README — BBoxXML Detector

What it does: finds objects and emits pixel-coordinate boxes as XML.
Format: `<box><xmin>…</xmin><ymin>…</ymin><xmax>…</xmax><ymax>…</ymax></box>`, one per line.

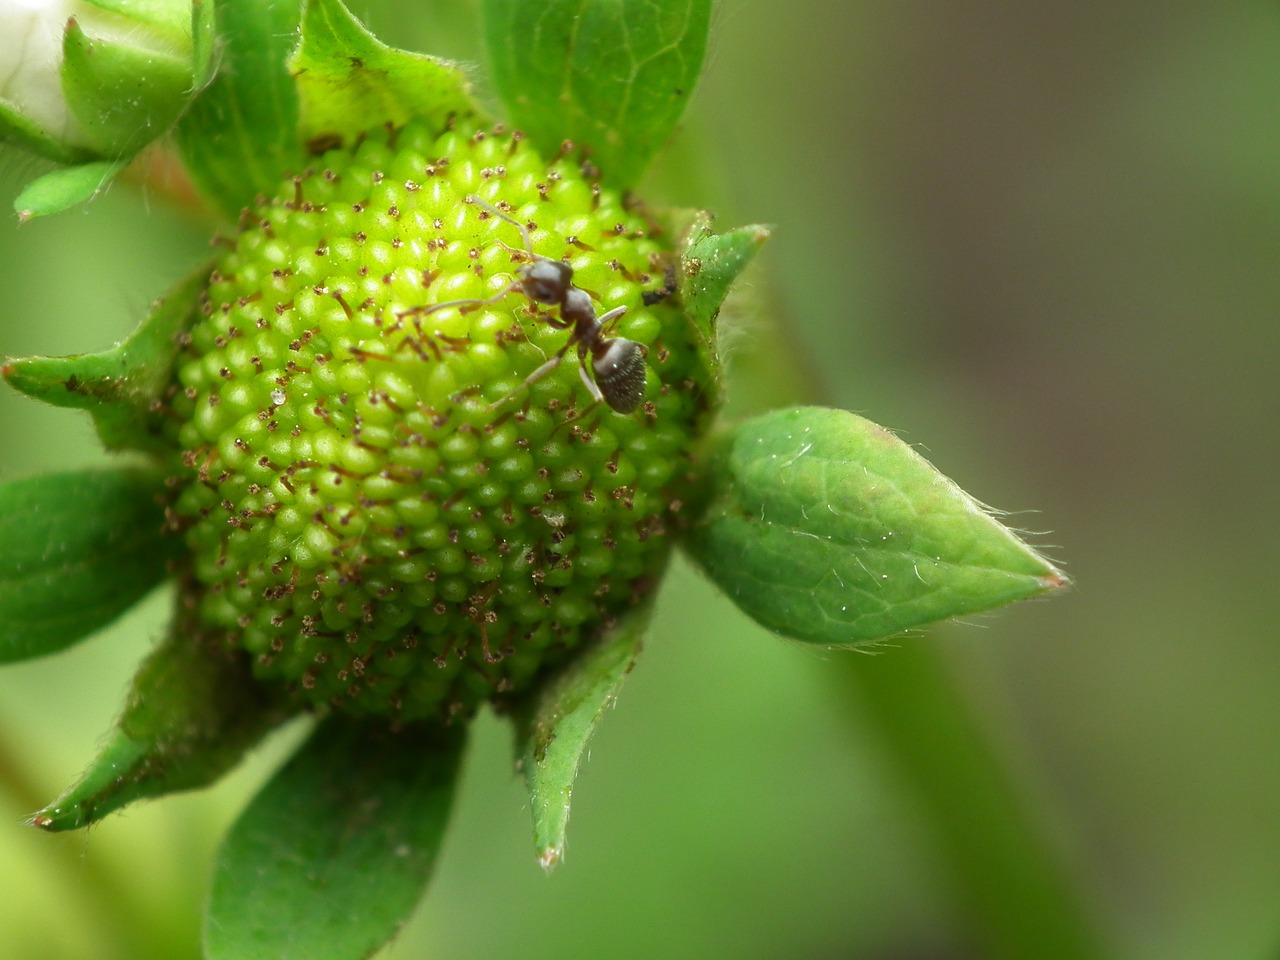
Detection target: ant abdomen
<box><xmin>591</xmin><ymin>339</ymin><xmax>648</xmax><ymax>414</ymax></box>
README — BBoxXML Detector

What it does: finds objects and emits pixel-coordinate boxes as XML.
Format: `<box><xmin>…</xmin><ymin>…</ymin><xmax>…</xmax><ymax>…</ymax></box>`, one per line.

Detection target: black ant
<box><xmin>404</xmin><ymin>195</ymin><xmax>647</xmax><ymax>414</ymax></box>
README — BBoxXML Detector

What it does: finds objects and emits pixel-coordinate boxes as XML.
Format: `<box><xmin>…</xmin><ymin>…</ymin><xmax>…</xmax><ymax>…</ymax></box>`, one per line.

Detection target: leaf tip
<box><xmin>27</xmin><ymin>792</ymin><xmax>92</xmax><ymax>831</ymax></box>
<box><xmin>27</xmin><ymin>806</ymin><xmax>69</xmax><ymax>832</ymax></box>
<box><xmin>537</xmin><ymin>844</ymin><xmax>563</xmax><ymax>872</ymax></box>
<box><xmin>1038</xmin><ymin>567</ymin><xmax>1071</xmax><ymax>592</ymax></box>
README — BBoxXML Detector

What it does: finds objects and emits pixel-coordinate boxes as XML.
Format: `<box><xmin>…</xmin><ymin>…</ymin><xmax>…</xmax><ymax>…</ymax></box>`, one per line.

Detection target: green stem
<box><xmin>829</xmin><ymin>645</ymin><xmax>1115</xmax><ymax>960</ymax></box>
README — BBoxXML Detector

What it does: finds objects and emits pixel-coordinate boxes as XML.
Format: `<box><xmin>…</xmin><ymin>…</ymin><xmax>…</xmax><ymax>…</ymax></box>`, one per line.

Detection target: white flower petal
<box><xmin>0</xmin><ymin>0</ymin><xmax>87</xmax><ymax>143</ymax></box>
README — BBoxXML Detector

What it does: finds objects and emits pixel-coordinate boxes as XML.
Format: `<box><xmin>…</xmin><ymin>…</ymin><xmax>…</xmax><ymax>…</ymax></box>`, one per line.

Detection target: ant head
<box><xmin>521</xmin><ymin>259</ymin><xmax>573</xmax><ymax>305</ymax></box>
<box><xmin>591</xmin><ymin>338</ymin><xmax>647</xmax><ymax>413</ymax></box>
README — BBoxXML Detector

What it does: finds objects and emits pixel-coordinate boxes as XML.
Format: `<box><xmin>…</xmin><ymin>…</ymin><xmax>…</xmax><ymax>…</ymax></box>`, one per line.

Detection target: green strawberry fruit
<box><xmin>170</xmin><ymin>119</ymin><xmax>711</xmax><ymax>722</ymax></box>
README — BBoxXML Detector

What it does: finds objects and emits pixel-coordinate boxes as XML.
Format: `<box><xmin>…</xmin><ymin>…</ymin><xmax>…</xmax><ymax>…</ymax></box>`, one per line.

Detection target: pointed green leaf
<box><xmin>678</xmin><ymin>214</ymin><xmax>770</xmax><ymax>391</ymax></box>
<box><xmin>0</xmin><ymin>468</ymin><xmax>176</xmax><ymax>664</ymax></box>
<box><xmin>483</xmin><ymin>0</ymin><xmax>712</xmax><ymax>188</ymax></box>
<box><xmin>683</xmin><ymin>406</ymin><xmax>1069</xmax><ymax>644</ymax></box>
<box><xmin>513</xmin><ymin>603</ymin><xmax>651</xmax><ymax>870</ymax></box>
<box><xmin>61</xmin><ymin>15</ymin><xmax>194</xmax><ymax>156</ymax></box>
<box><xmin>205</xmin><ymin>717</ymin><xmax>465</xmax><ymax>960</ymax></box>
<box><xmin>13</xmin><ymin>159</ymin><xmax>129</xmax><ymax>221</ymax></box>
<box><xmin>3</xmin><ymin>263</ymin><xmax>209</xmax><ymax>453</ymax></box>
<box><xmin>680</xmin><ymin>216</ymin><xmax>771</xmax><ymax>342</ymax></box>
<box><xmin>290</xmin><ymin>0</ymin><xmax>476</xmax><ymax>149</ymax></box>
<box><xmin>175</xmin><ymin>0</ymin><xmax>305</xmax><ymax>219</ymax></box>
<box><xmin>32</xmin><ymin>607</ymin><xmax>291</xmax><ymax>830</ymax></box>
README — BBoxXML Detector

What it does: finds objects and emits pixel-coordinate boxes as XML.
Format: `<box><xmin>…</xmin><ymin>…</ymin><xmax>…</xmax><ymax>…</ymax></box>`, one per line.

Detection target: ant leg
<box><xmin>546</xmin><ymin>346</ymin><xmax>606</xmax><ymax>435</ymax></box>
<box><xmin>576</xmin><ymin>357</ymin><xmax>606</xmax><ymax>405</ymax></box>
<box><xmin>487</xmin><ymin>341</ymin><xmax>574</xmax><ymax>411</ymax></box>
<box><xmin>397</xmin><ymin>278</ymin><xmax>521</xmax><ymax>321</ymax></box>
<box><xmin>596</xmin><ymin>305</ymin><xmax>628</xmax><ymax>334</ymax></box>
<box><xmin>551</xmin><ymin>394</ymin><xmax>604</xmax><ymax>436</ymax></box>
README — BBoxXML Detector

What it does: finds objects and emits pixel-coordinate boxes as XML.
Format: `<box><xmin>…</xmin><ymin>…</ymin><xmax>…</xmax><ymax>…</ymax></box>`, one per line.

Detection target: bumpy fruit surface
<box><xmin>171</xmin><ymin>120</ymin><xmax>709</xmax><ymax>722</ymax></box>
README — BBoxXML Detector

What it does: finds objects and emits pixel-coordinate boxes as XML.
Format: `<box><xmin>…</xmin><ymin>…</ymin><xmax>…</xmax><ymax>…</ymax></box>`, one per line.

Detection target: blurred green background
<box><xmin>4</xmin><ymin>1</ymin><xmax>1280</xmax><ymax>958</ymax></box>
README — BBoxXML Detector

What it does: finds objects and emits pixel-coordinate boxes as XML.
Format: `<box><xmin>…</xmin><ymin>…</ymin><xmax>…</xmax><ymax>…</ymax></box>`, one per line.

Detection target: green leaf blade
<box><xmin>483</xmin><ymin>0</ymin><xmax>712</xmax><ymax>188</ymax></box>
<box><xmin>205</xmin><ymin>717</ymin><xmax>465</xmax><ymax>960</ymax></box>
<box><xmin>513</xmin><ymin>604</ymin><xmax>650</xmax><ymax>870</ymax></box>
<box><xmin>683</xmin><ymin>406</ymin><xmax>1068</xmax><ymax>645</ymax></box>
<box><xmin>0</xmin><ymin>468</ymin><xmax>177</xmax><ymax>663</ymax></box>
<box><xmin>290</xmin><ymin>0</ymin><xmax>477</xmax><ymax>149</ymax></box>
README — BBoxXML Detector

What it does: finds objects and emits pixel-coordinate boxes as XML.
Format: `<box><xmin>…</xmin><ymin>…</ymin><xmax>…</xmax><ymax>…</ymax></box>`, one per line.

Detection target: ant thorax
<box><xmin>558</xmin><ymin>286</ymin><xmax>596</xmax><ymax>330</ymax></box>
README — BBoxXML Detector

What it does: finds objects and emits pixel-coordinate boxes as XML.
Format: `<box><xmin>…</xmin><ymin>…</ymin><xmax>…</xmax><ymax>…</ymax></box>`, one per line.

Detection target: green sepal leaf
<box><xmin>80</xmin><ymin>0</ymin><xmax>198</xmax><ymax>50</ymax></box>
<box><xmin>2</xmin><ymin>263</ymin><xmax>209</xmax><ymax>452</ymax></box>
<box><xmin>512</xmin><ymin>603</ymin><xmax>651</xmax><ymax>870</ymax></box>
<box><xmin>0</xmin><ymin>468</ymin><xmax>177</xmax><ymax>664</ymax></box>
<box><xmin>0</xmin><ymin>98</ymin><xmax>98</xmax><ymax>165</ymax></box>
<box><xmin>678</xmin><ymin>213</ymin><xmax>770</xmax><ymax>397</ymax></box>
<box><xmin>683</xmin><ymin>406</ymin><xmax>1069</xmax><ymax>644</ymax></box>
<box><xmin>680</xmin><ymin>215</ymin><xmax>771</xmax><ymax>342</ymax></box>
<box><xmin>483</xmin><ymin>0</ymin><xmax>712</xmax><ymax>189</ymax></box>
<box><xmin>61</xmin><ymin>15</ymin><xmax>194</xmax><ymax>156</ymax></box>
<box><xmin>190</xmin><ymin>0</ymin><xmax>219</xmax><ymax>90</ymax></box>
<box><xmin>175</xmin><ymin>0</ymin><xmax>305</xmax><ymax>219</ymax></box>
<box><xmin>290</xmin><ymin>0</ymin><xmax>477</xmax><ymax>150</ymax></box>
<box><xmin>31</xmin><ymin>601</ymin><xmax>292</xmax><ymax>830</ymax></box>
<box><xmin>205</xmin><ymin>717</ymin><xmax>465</xmax><ymax>960</ymax></box>
<box><xmin>12</xmin><ymin>159</ymin><xmax>129</xmax><ymax>221</ymax></box>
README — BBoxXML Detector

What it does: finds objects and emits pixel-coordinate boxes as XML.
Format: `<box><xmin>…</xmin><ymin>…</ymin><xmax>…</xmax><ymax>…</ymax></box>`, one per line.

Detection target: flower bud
<box><xmin>0</xmin><ymin>0</ymin><xmax>197</xmax><ymax>161</ymax></box>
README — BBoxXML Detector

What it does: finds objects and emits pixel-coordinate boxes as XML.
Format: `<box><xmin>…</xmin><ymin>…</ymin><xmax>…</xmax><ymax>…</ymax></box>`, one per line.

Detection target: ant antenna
<box><xmin>467</xmin><ymin>195</ymin><xmax>535</xmax><ymax>257</ymax></box>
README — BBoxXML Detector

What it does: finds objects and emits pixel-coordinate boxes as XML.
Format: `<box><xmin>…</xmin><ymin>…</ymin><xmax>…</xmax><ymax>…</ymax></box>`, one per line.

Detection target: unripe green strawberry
<box><xmin>170</xmin><ymin>119</ymin><xmax>710</xmax><ymax>722</ymax></box>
